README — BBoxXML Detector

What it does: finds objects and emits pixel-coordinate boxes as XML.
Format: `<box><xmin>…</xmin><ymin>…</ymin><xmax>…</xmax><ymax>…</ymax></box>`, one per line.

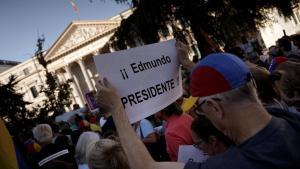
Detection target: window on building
<box><xmin>23</xmin><ymin>68</ymin><xmax>30</xmax><ymax>76</ymax></box>
<box><xmin>30</xmin><ymin>86</ymin><xmax>39</xmax><ymax>98</ymax></box>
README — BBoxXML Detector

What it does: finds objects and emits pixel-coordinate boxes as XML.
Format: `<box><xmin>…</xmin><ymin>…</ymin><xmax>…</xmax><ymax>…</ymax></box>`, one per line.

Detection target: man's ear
<box><xmin>205</xmin><ymin>99</ymin><xmax>224</xmax><ymax>119</ymax></box>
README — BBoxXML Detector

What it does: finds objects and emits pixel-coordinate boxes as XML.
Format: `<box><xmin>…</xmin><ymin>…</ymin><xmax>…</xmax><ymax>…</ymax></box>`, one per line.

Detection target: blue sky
<box><xmin>0</xmin><ymin>0</ymin><xmax>130</xmax><ymax>62</ymax></box>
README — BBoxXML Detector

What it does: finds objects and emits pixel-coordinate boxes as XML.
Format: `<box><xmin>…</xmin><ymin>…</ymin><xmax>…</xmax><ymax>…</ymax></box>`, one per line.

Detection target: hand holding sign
<box><xmin>176</xmin><ymin>41</ymin><xmax>190</xmax><ymax>59</ymax></box>
<box><xmin>96</xmin><ymin>78</ymin><xmax>123</xmax><ymax>113</ymax></box>
<box><xmin>176</xmin><ymin>41</ymin><xmax>195</xmax><ymax>72</ymax></box>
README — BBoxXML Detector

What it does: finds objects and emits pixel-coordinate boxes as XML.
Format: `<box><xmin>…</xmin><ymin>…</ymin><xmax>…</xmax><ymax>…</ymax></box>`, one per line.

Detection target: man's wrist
<box><xmin>110</xmin><ymin>103</ymin><xmax>124</xmax><ymax>115</ymax></box>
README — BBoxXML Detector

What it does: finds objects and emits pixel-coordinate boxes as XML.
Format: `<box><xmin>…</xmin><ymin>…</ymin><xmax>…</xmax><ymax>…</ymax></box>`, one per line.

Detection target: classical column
<box><xmin>77</xmin><ymin>58</ymin><xmax>94</xmax><ymax>92</ymax></box>
<box><xmin>64</xmin><ymin>65</ymin><xmax>84</xmax><ymax>107</ymax></box>
<box><xmin>56</xmin><ymin>73</ymin><xmax>63</xmax><ymax>84</ymax></box>
<box><xmin>92</xmin><ymin>51</ymin><xmax>101</xmax><ymax>92</ymax></box>
<box><xmin>24</xmin><ymin>85</ymin><xmax>33</xmax><ymax>101</ymax></box>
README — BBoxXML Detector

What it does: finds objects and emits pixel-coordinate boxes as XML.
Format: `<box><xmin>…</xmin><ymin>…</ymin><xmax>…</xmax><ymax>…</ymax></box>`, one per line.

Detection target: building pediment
<box><xmin>45</xmin><ymin>20</ymin><xmax>119</xmax><ymax>60</ymax></box>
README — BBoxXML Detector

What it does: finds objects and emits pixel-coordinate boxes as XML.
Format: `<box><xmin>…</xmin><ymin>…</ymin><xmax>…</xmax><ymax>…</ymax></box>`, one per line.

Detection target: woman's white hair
<box><xmin>32</xmin><ymin>124</ymin><xmax>53</xmax><ymax>144</ymax></box>
<box><xmin>87</xmin><ymin>139</ymin><xmax>130</xmax><ymax>169</ymax></box>
<box><xmin>76</xmin><ymin>131</ymin><xmax>100</xmax><ymax>164</ymax></box>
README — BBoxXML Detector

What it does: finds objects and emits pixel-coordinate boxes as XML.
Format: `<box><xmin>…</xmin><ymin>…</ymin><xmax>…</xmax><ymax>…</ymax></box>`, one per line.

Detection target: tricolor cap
<box><xmin>268</xmin><ymin>56</ymin><xmax>288</xmax><ymax>73</ymax></box>
<box><xmin>190</xmin><ymin>53</ymin><xmax>251</xmax><ymax>97</ymax></box>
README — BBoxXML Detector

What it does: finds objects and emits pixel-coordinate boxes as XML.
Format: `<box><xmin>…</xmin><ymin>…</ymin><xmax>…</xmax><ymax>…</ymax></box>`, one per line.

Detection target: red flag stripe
<box><xmin>69</xmin><ymin>0</ymin><xmax>78</xmax><ymax>13</ymax></box>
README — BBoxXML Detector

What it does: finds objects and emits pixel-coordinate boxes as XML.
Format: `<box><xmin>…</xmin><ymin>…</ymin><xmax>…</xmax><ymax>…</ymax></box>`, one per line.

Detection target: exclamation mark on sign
<box><xmin>120</xmin><ymin>69</ymin><xmax>129</xmax><ymax>80</ymax></box>
<box><xmin>176</xmin><ymin>74</ymin><xmax>180</xmax><ymax>86</ymax></box>
<box><xmin>120</xmin><ymin>69</ymin><xmax>126</xmax><ymax>80</ymax></box>
<box><xmin>124</xmin><ymin>69</ymin><xmax>129</xmax><ymax>79</ymax></box>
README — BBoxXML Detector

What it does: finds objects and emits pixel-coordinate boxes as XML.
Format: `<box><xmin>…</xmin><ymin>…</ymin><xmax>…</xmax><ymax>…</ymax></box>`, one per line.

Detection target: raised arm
<box><xmin>96</xmin><ymin>78</ymin><xmax>185</xmax><ymax>169</ymax></box>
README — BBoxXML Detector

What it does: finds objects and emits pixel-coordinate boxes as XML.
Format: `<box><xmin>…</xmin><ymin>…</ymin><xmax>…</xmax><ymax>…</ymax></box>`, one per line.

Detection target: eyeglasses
<box><xmin>193</xmin><ymin>139</ymin><xmax>205</xmax><ymax>149</ymax></box>
<box><xmin>194</xmin><ymin>98</ymin><xmax>221</xmax><ymax>116</ymax></box>
<box><xmin>193</xmin><ymin>99</ymin><xmax>206</xmax><ymax>115</ymax></box>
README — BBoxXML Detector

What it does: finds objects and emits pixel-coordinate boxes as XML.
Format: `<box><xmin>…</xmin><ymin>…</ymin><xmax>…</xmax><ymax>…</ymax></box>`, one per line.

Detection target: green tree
<box><xmin>109</xmin><ymin>0</ymin><xmax>300</xmax><ymax>56</ymax></box>
<box><xmin>35</xmin><ymin>37</ymin><xmax>73</xmax><ymax>119</ymax></box>
<box><xmin>0</xmin><ymin>75</ymin><xmax>31</xmax><ymax>123</ymax></box>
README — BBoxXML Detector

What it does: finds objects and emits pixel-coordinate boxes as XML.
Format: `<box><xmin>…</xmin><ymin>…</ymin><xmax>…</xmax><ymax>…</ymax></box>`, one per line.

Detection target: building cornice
<box><xmin>44</xmin><ymin>21</ymin><xmax>119</xmax><ymax>61</ymax></box>
<box><xmin>48</xmin><ymin>26</ymin><xmax>118</xmax><ymax>63</ymax></box>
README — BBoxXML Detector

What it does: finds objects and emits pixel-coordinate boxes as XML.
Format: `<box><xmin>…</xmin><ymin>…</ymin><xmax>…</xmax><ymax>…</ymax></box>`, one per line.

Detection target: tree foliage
<box><xmin>107</xmin><ymin>1</ymin><xmax>190</xmax><ymax>51</ymax></box>
<box><xmin>110</xmin><ymin>0</ymin><xmax>300</xmax><ymax>55</ymax></box>
<box><xmin>0</xmin><ymin>76</ymin><xmax>31</xmax><ymax>123</ymax></box>
<box><xmin>35</xmin><ymin>37</ymin><xmax>73</xmax><ymax>119</ymax></box>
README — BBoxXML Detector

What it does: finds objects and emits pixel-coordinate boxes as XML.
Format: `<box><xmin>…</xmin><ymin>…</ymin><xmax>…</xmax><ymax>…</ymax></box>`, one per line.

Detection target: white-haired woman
<box><xmin>76</xmin><ymin>131</ymin><xmax>100</xmax><ymax>169</ymax></box>
<box><xmin>87</xmin><ymin>139</ymin><xmax>130</xmax><ymax>169</ymax></box>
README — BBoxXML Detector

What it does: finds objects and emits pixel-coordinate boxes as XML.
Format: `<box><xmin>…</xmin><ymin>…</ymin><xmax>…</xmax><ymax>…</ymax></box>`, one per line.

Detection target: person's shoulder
<box><xmin>40</xmin><ymin>143</ymin><xmax>59</xmax><ymax>152</ymax></box>
<box><xmin>181</xmin><ymin>113</ymin><xmax>194</xmax><ymax>121</ymax></box>
<box><xmin>184</xmin><ymin>148</ymin><xmax>243</xmax><ymax>169</ymax></box>
<box><xmin>43</xmin><ymin>143</ymin><xmax>72</xmax><ymax>154</ymax></box>
<box><xmin>140</xmin><ymin>119</ymin><xmax>154</xmax><ymax>132</ymax></box>
<box><xmin>205</xmin><ymin>148</ymin><xmax>250</xmax><ymax>168</ymax></box>
<box><xmin>36</xmin><ymin>143</ymin><xmax>67</xmax><ymax>162</ymax></box>
<box><xmin>103</xmin><ymin>116</ymin><xmax>114</xmax><ymax>126</ymax></box>
<box><xmin>184</xmin><ymin>161</ymin><xmax>203</xmax><ymax>169</ymax></box>
<box><xmin>267</xmin><ymin>107</ymin><xmax>300</xmax><ymax>126</ymax></box>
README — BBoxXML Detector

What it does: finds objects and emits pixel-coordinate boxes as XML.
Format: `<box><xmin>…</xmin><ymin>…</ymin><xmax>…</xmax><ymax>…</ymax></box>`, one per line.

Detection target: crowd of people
<box><xmin>7</xmin><ymin>33</ymin><xmax>300</xmax><ymax>169</ymax></box>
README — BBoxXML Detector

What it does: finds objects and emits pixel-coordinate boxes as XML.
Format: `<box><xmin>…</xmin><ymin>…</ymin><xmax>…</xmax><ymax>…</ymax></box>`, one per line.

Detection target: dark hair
<box><xmin>231</xmin><ymin>47</ymin><xmax>245</xmax><ymax>60</ymax></box>
<box><xmin>50</xmin><ymin>123</ymin><xmax>60</xmax><ymax>134</ymax></box>
<box><xmin>161</xmin><ymin>102</ymin><xmax>183</xmax><ymax>117</ymax></box>
<box><xmin>55</xmin><ymin>135</ymin><xmax>69</xmax><ymax>148</ymax></box>
<box><xmin>241</xmin><ymin>37</ymin><xmax>247</xmax><ymax>44</ymax></box>
<box><xmin>291</xmin><ymin>34</ymin><xmax>300</xmax><ymax>42</ymax></box>
<box><xmin>75</xmin><ymin>114</ymin><xmax>83</xmax><ymax>125</ymax></box>
<box><xmin>73</xmin><ymin>104</ymin><xmax>80</xmax><ymax>110</ymax></box>
<box><xmin>277</xmin><ymin>38</ymin><xmax>292</xmax><ymax>52</ymax></box>
<box><xmin>191</xmin><ymin>116</ymin><xmax>233</xmax><ymax>146</ymax></box>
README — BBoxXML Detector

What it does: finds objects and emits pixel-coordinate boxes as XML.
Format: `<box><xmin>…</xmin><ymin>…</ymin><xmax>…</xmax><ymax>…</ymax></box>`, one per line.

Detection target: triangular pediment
<box><xmin>45</xmin><ymin>20</ymin><xmax>119</xmax><ymax>60</ymax></box>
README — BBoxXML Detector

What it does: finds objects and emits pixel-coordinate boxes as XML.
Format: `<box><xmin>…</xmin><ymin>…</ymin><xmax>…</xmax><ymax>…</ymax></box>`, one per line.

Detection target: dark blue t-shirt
<box><xmin>184</xmin><ymin>116</ymin><xmax>300</xmax><ymax>169</ymax></box>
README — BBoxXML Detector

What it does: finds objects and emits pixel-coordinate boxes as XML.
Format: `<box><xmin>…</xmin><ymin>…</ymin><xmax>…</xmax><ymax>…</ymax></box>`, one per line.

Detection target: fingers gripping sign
<box><xmin>175</xmin><ymin>41</ymin><xmax>195</xmax><ymax>71</ymax></box>
<box><xmin>96</xmin><ymin>78</ymin><xmax>123</xmax><ymax>113</ymax></box>
<box><xmin>176</xmin><ymin>41</ymin><xmax>190</xmax><ymax>62</ymax></box>
<box><xmin>175</xmin><ymin>41</ymin><xmax>190</xmax><ymax>56</ymax></box>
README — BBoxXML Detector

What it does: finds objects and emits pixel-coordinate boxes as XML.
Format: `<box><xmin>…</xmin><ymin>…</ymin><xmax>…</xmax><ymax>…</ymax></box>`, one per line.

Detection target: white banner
<box><xmin>94</xmin><ymin>39</ymin><xmax>182</xmax><ymax>123</ymax></box>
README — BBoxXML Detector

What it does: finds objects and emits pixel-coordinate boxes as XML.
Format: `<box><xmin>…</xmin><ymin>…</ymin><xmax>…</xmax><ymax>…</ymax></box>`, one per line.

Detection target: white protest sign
<box><xmin>94</xmin><ymin>39</ymin><xmax>182</xmax><ymax>123</ymax></box>
<box><xmin>177</xmin><ymin>145</ymin><xmax>209</xmax><ymax>163</ymax></box>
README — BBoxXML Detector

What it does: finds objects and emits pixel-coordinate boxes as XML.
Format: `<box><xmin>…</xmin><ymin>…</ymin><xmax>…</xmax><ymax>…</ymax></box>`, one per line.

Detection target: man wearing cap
<box><xmin>96</xmin><ymin>41</ymin><xmax>300</xmax><ymax>169</ymax></box>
